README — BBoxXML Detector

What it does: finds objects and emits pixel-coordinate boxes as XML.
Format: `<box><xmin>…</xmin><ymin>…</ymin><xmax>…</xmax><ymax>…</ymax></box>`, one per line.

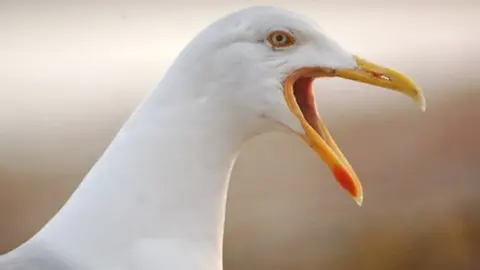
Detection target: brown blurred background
<box><xmin>1</xmin><ymin>0</ymin><xmax>479</xmax><ymax>269</ymax></box>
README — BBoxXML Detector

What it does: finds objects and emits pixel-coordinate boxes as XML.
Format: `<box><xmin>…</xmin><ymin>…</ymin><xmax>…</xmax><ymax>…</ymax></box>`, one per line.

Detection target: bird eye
<box><xmin>266</xmin><ymin>30</ymin><xmax>295</xmax><ymax>48</ymax></box>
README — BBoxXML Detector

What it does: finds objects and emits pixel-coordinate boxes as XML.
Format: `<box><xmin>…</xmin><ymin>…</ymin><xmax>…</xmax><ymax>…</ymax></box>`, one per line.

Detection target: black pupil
<box><xmin>275</xmin><ymin>34</ymin><xmax>286</xmax><ymax>43</ymax></box>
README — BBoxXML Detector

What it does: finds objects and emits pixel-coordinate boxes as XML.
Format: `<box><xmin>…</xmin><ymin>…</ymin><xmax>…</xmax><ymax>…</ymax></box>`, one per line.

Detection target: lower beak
<box><xmin>283</xmin><ymin>55</ymin><xmax>426</xmax><ymax>206</ymax></box>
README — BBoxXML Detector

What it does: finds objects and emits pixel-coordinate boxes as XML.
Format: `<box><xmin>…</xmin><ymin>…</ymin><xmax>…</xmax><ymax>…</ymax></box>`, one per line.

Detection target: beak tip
<box><xmin>354</xmin><ymin>194</ymin><xmax>363</xmax><ymax>206</ymax></box>
<box><xmin>416</xmin><ymin>92</ymin><xmax>427</xmax><ymax>112</ymax></box>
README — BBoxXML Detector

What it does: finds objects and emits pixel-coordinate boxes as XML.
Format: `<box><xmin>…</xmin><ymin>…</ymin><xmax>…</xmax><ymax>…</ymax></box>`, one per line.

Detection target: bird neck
<box><xmin>20</xmin><ymin>88</ymin><xmax>264</xmax><ymax>270</ymax></box>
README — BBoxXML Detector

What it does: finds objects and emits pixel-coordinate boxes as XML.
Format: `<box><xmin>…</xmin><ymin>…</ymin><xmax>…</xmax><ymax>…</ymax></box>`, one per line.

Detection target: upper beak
<box><xmin>283</xmin><ymin>55</ymin><xmax>426</xmax><ymax>206</ymax></box>
<box><xmin>336</xmin><ymin>56</ymin><xmax>426</xmax><ymax>111</ymax></box>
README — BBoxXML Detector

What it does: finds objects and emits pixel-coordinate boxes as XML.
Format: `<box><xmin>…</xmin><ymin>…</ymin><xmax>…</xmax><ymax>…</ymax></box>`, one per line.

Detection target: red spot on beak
<box><xmin>333</xmin><ymin>165</ymin><xmax>358</xmax><ymax>198</ymax></box>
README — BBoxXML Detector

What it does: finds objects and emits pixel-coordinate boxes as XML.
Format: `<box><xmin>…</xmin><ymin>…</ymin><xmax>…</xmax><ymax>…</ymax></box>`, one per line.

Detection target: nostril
<box><xmin>371</xmin><ymin>71</ymin><xmax>391</xmax><ymax>81</ymax></box>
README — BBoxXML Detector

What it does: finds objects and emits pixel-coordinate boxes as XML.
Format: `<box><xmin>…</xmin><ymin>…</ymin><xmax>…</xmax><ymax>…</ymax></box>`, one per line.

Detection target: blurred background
<box><xmin>1</xmin><ymin>0</ymin><xmax>479</xmax><ymax>269</ymax></box>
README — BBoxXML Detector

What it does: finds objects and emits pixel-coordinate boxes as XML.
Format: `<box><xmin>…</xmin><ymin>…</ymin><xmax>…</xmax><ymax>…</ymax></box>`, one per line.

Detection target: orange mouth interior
<box><xmin>283</xmin><ymin>68</ymin><xmax>363</xmax><ymax>205</ymax></box>
<box><xmin>293</xmin><ymin>77</ymin><xmax>322</xmax><ymax>137</ymax></box>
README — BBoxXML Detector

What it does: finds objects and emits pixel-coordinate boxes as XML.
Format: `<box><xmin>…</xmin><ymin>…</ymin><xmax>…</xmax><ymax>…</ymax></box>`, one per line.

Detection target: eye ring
<box><xmin>266</xmin><ymin>30</ymin><xmax>296</xmax><ymax>49</ymax></box>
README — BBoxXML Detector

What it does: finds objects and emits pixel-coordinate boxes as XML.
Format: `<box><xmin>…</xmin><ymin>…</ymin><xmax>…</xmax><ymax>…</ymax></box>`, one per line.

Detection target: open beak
<box><xmin>283</xmin><ymin>55</ymin><xmax>426</xmax><ymax>206</ymax></box>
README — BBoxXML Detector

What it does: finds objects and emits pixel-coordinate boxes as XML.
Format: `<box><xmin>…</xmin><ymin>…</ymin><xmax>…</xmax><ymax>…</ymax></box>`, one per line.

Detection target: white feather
<box><xmin>0</xmin><ymin>5</ymin><xmax>356</xmax><ymax>270</ymax></box>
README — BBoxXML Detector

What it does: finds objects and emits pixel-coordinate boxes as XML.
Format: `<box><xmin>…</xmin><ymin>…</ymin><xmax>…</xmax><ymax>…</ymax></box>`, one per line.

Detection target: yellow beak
<box><xmin>336</xmin><ymin>56</ymin><xmax>426</xmax><ymax>111</ymax></box>
<box><xmin>283</xmin><ymin>55</ymin><xmax>426</xmax><ymax>206</ymax></box>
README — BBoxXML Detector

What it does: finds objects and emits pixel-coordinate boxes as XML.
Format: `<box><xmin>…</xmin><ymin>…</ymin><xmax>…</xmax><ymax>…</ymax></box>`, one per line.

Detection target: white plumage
<box><xmin>0</xmin><ymin>5</ymin><xmax>424</xmax><ymax>270</ymax></box>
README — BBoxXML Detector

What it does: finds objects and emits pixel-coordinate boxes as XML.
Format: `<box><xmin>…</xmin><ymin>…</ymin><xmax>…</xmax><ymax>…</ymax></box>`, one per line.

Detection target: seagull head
<box><xmin>165</xmin><ymin>6</ymin><xmax>426</xmax><ymax>205</ymax></box>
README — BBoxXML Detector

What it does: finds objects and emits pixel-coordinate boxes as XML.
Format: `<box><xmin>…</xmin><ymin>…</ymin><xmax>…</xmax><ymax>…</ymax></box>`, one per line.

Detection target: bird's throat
<box><xmin>22</xmin><ymin>98</ymin><xmax>249</xmax><ymax>270</ymax></box>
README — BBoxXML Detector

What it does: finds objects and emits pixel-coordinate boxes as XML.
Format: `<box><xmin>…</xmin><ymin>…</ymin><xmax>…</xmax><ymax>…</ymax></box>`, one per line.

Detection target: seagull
<box><xmin>0</xmin><ymin>5</ymin><xmax>425</xmax><ymax>270</ymax></box>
